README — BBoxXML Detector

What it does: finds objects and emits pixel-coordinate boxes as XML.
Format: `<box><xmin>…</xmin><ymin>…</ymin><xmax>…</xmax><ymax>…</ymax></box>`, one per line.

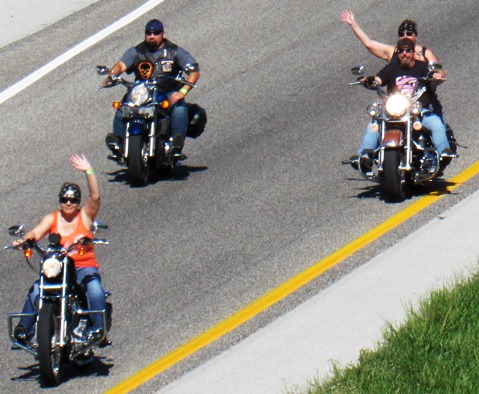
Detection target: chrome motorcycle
<box><xmin>6</xmin><ymin>222</ymin><xmax>111</xmax><ymax>387</ymax></box>
<box><xmin>343</xmin><ymin>64</ymin><xmax>457</xmax><ymax>202</ymax></box>
<box><xmin>96</xmin><ymin>64</ymin><xmax>207</xmax><ymax>186</ymax></box>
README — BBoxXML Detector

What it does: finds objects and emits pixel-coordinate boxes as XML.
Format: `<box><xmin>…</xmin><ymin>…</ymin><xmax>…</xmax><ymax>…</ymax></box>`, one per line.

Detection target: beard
<box><xmin>146</xmin><ymin>40</ymin><xmax>159</xmax><ymax>51</ymax></box>
<box><xmin>399</xmin><ymin>57</ymin><xmax>414</xmax><ymax>68</ymax></box>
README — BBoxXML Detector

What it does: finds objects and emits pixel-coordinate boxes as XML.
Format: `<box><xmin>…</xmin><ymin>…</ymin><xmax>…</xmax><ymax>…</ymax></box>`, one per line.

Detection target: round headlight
<box><xmin>129</xmin><ymin>84</ymin><xmax>150</xmax><ymax>106</ymax></box>
<box><xmin>385</xmin><ymin>94</ymin><xmax>409</xmax><ymax>117</ymax></box>
<box><xmin>43</xmin><ymin>257</ymin><xmax>62</xmax><ymax>278</ymax></box>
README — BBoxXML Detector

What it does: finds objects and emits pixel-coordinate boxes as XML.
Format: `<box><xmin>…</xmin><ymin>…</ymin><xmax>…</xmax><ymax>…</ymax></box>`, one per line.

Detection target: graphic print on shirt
<box><xmin>394</xmin><ymin>75</ymin><xmax>419</xmax><ymax>96</ymax></box>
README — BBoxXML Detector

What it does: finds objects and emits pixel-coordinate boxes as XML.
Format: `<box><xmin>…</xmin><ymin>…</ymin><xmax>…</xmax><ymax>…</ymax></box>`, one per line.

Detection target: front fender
<box><xmin>127</xmin><ymin>118</ymin><xmax>148</xmax><ymax>136</ymax></box>
<box><xmin>382</xmin><ymin>129</ymin><xmax>402</xmax><ymax>148</ymax></box>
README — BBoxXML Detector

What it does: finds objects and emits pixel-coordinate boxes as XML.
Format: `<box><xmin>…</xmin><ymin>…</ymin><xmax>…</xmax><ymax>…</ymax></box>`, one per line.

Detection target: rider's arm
<box><xmin>81</xmin><ymin>168</ymin><xmax>100</xmax><ymax>224</ymax></box>
<box><xmin>69</xmin><ymin>154</ymin><xmax>100</xmax><ymax>225</ymax></box>
<box><xmin>429</xmin><ymin>71</ymin><xmax>446</xmax><ymax>88</ymax></box>
<box><xmin>171</xmin><ymin>69</ymin><xmax>200</xmax><ymax>104</ymax></box>
<box><xmin>103</xmin><ymin>61</ymin><xmax>126</xmax><ymax>86</ymax></box>
<box><xmin>360</xmin><ymin>75</ymin><xmax>383</xmax><ymax>89</ymax></box>
<box><xmin>103</xmin><ymin>47</ymin><xmax>137</xmax><ymax>85</ymax></box>
<box><xmin>180</xmin><ymin>70</ymin><xmax>200</xmax><ymax>95</ymax></box>
<box><xmin>13</xmin><ymin>214</ymin><xmax>54</xmax><ymax>246</ymax></box>
<box><xmin>172</xmin><ymin>47</ymin><xmax>201</xmax><ymax>102</ymax></box>
<box><xmin>341</xmin><ymin>10</ymin><xmax>395</xmax><ymax>61</ymax></box>
<box><xmin>109</xmin><ymin>61</ymin><xmax>127</xmax><ymax>78</ymax></box>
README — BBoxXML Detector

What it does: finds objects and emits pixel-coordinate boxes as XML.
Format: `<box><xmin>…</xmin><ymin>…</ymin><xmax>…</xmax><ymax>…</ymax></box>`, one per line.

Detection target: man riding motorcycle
<box><xmin>104</xmin><ymin>19</ymin><xmax>200</xmax><ymax>159</ymax></box>
<box><xmin>351</xmin><ymin>38</ymin><xmax>456</xmax><ymax>171</ymax></box>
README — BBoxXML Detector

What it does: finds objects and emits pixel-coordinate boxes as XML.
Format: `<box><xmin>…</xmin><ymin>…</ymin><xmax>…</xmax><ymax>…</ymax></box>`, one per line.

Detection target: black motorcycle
<box><xmin>6</xmin><ymin>222</ymin><xmax>111</xmax><ymax>387</ymax></box>
<box><xmin>96</xmin><ymin>64</ymin><xmax>207</xmax><ymax>186</ymax></box>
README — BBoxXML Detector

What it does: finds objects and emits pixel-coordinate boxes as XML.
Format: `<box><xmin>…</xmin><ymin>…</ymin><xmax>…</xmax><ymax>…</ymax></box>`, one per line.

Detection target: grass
<box><xmin>302</xmin><ymin>270</ymin><xmax>479</xmax><ymax>394</ymax></box>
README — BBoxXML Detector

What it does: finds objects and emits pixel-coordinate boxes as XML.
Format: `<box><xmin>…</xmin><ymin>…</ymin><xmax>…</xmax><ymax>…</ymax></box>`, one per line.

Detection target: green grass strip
<box><xmin>305</xmin><ymin>270</ymin><xmax>479</xmax><ymax>394</ymax></box>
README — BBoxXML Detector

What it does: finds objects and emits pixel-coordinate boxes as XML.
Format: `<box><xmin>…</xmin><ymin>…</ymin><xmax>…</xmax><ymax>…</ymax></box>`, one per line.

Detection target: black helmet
<box><xmin>58</xmin><ymin>182</ymin><xmax>81</xmax><ymax>202</ymax></box>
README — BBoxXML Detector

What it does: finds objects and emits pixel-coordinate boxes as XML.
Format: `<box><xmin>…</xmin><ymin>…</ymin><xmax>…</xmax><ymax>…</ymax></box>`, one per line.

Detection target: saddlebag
<box><xmin>186</xmin><ymin>103</ymin><xmax>207</xmax><ymax>139</ymax></box>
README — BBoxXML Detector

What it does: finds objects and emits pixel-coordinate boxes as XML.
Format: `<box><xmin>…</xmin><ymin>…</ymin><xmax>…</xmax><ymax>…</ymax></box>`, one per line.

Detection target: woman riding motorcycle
<box><xmin>13</xmin><ymin>154</ymin><xmax>106</xmax><ymax>343</ymax></box>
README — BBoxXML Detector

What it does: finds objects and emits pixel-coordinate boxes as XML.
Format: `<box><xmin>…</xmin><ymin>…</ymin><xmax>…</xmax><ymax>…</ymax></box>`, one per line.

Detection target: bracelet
<box><xmin>85</xmin><ymin>168</ymin><xmax>95</xmax><ymax>175</ymax></box>
<box><xmin>179</xmin><ymin>87</ymin><xmax>188</xmax><ymax>96</ymax></box>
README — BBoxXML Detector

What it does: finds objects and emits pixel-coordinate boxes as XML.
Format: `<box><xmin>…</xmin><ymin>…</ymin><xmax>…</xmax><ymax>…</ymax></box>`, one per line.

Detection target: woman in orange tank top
<box><xmin>14</xmin><ymin>154</ymin><xmax>106</xmax><ymax>342</ymax></box>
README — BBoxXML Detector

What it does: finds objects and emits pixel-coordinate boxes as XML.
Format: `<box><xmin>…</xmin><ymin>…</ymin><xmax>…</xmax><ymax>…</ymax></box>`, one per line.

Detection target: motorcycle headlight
<box><xmin>385</xmin><ymin>93</ymin><xmax>410</xmax><ymax>118</ymax></box>
<box><xmin>129</xmin><ymin>84</ymin><xmax>150</xmax><ymax>106</ymax></box>
<box><xmin>43</xmin><ymin>257</ymin><xmax>62</xmax><ymax>278</ymax></box>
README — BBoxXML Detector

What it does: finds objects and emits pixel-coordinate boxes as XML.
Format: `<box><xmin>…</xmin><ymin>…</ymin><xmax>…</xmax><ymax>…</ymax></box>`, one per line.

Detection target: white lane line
<box><xmin>0</xmin><ymin>0</ymin><xmax>165</xmax><ymax>105</ymax></box>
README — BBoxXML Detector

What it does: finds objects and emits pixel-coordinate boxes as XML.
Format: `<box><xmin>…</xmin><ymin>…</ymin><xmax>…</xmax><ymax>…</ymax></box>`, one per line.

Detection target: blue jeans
<box><xmin>19</xmin><ymin>267</ymin><xmax>106</xmax><ymax>333</ymax></box>
<box><xmin>170</xmin><ymin>101</ymin><xmax>188</xmax><ymax>141</ymax></box>
<box><xmin>357</xmin><ymin>111</ymin><xmax>450</xmax><ymax>155</ymax></box>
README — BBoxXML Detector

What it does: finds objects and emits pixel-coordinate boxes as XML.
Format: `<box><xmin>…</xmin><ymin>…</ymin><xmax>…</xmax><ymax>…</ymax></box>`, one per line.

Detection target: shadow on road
<box><xmin>10</xmin><ymin>356</ymin><xmax>114</xmax><ymax>387</ymax></box>
<box><xmin>105</xmin><ymin>164</ymin><xmax>208</xmax><ymax>187</ymax></box>
<box><xmin>346</xmin><ymin>177</ymin><xmax>459</xmax><ymax>202</ymax></box>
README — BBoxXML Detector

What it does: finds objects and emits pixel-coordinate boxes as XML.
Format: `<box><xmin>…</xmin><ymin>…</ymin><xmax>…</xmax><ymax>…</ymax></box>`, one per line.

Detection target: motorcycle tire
<box><xmin>383</xmin><ymin>149</ymin><xmax>407</xmax><ymax>202</ymax></box>
<box><xmin>128</xmin><ymin>135</ymin><xmax>150</xmax><ymax>186</ymax></box>
<box><xmin>37</xmin><ymin>301</ymin><xmax>63</xmax><ymax>387</ymax></box>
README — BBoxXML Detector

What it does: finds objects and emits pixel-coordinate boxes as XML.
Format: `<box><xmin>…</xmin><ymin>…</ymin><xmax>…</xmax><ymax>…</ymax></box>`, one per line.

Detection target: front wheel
<box><xmin>37</xmin><ymin>301</ymin><xmax>63</xmax><ymax>387</ymax></box>
<box><xmin>128</xmin><ymin>135</ymin><xmax>150</xmax><ymax>186</ymax></box>
<box><xmin>383</xmin><ymin>149</ymin><xmax>407</xmax><ymax>202</ymax></box>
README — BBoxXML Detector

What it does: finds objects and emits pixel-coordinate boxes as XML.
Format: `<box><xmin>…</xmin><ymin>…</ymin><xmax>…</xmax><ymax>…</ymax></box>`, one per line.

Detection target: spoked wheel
<box><xmin>128</xmin><ymin>135</ymin><xmax>150</xmax><ymax>186</ymax></box>
<box><xmin>37</xmin><ymin>301</ymin><xmax>63</xmax><ymax>387</ymax></box>
<box><xmin>383</xmin><ymin>149</ymin><xmax>407</xmax><ymax>202</ymax></box>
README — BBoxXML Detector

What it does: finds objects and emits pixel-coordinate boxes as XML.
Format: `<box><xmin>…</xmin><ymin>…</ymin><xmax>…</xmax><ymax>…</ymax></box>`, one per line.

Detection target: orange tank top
<box><xmin>50</xmin><ymin>210</ymin><xmax>98</xmax><ymax>269</ymax></box>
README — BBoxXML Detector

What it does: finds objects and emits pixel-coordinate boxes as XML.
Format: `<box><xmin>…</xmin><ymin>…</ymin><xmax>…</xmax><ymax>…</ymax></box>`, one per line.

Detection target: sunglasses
<box><xmin>145</xmin><ymin>30</ymin><xmax>162</xmax><ymax>36</ymax></box>
<box><xmin>398</xmin><ymin>48</ymin><xmax>414</xmax><ymax>54</ymax></box>
<box><xmin>399</xmin><ymin>31</ymin><xmax>415</xmax><ymax>37</ymax></box>
<box><xmin>59</xmin><ymin>197</ymin><xmax>80</xmax><ymax>204</ymax></box>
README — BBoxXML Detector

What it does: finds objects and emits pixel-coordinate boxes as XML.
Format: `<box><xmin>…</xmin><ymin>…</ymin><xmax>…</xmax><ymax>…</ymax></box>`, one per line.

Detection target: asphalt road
<box><xmin>1</xmin><ymin>0</ymin><xmax>479</xmax><ymax>393</ymax></box>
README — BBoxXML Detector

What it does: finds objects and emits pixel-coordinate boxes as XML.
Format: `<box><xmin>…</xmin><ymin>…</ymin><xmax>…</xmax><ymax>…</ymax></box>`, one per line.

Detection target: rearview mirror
<box><xmin>92</xmin><ymin>221</ymin><xmax>108</xmax><ymax>233</ymax></box>
<box><xmin>96</xmin><ymin>65</ymin><xmax>109</xmax><ymax>76</ymax></box>
<box><xmin>428</xmin><ymin>63</ymin><xmax>443</xmax><ymax>72</ymax></box>
<box><xmin>8</xmin><ymin>225</ymin><xmax>25</xmax><ymax>237</ymax></box>
<box><xmin>351</xmin><ymin>64</ymin><xmax>365</xmax><ymax>76</ymax></box>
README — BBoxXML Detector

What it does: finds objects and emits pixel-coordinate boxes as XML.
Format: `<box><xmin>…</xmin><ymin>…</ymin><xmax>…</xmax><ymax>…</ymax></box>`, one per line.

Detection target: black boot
<box><xmin>105</xmin><ymin>133</ymin><xmax>122</xmax><ymax>156</ymax></box>
<box><xmin>172</xmin><ymin>135</ymin><xmax>187</xmax><ymax>160</ymax></box>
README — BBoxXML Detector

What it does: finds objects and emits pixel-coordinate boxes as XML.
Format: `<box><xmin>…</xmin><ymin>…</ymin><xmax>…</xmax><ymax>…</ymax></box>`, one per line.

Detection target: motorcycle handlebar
<box><xmin>4</xmin><ymin>237</ymin><xmax>109</xmax><ymax>255</ymax></box>
<box><xmin>95</xmin><ymin>65</ymin><xmax>197</xmax><ymax>91</ymax></box>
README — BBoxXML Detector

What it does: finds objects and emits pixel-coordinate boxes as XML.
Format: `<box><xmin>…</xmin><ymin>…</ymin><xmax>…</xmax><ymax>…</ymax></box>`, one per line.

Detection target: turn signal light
<box><xmin>112</xmin><ymin>101</ymin><xmax>121</xmax><ymax>110</ymax></box>
<box><xmin>413</xmin><ymin>121</ymin><xmax>422</xmax><ymax>131</ymax></box>
<box><xmin>370</xmin><ymin>123</ymin><xmax>379</xmax><ymax>132</ymax></box>
<box><xmin>24</xmin><ymin>249</ymin><xmax>33</xmax><ymax>258</ymax></box>
<box><xmin>161</xmin><ymin>100</ymin><xmax>170</xmax><ymax>109</ymax></box>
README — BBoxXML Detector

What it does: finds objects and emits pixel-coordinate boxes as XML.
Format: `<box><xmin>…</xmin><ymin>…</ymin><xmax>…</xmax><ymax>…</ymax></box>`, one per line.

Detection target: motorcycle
<box><xmin>342</xmin><ymin>64</ymin><xmax>458</xmax><ymax>202</ymax></box>
<box><xmin>96</xmin><ymin>63</ymin><xmax>207</xmax><ymax>186</ymax></box>
<box><xmin>6</xmin><ymin>222</ymin><xmax>111</xmax><ymax>387</ymax></box>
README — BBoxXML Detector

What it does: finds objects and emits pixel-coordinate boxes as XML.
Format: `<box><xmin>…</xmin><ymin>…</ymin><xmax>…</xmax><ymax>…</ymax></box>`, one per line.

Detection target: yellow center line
<box><xmin>106</xmin><ymin>161</ymin><xmax>479</xmax><ymax>393</ymax></box>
